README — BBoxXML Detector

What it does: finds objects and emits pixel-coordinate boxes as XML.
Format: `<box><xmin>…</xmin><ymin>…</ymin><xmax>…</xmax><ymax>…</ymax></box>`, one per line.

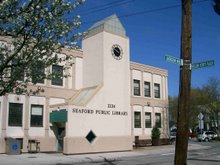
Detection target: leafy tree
<box><xmin>202</xmin><ymin>78</ymin><xmax>220</xmax><ymax>133</ymax></box>
<box><xmin>0</xmin><ymin>0</ymin><xmax>85</xmax><ymax>96</ymax></box>
<box><xmin>213</xmin><ymin>0</ymin><xmax>220</xmax><ymax>16</ymax></box>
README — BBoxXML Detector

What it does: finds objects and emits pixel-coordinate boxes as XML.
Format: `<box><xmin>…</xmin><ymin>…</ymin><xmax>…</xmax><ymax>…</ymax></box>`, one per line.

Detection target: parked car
<box><xmin>197</xmin><ymin>131</ymin><xmax>218</xmax><ymax>142</ymax></box>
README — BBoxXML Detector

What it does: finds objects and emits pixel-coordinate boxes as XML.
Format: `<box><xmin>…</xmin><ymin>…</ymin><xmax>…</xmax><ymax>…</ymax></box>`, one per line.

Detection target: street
<box><xmin>0</xmin><ymin>141</ymin><xmax>220</xmax><ymax>165</ymax></box>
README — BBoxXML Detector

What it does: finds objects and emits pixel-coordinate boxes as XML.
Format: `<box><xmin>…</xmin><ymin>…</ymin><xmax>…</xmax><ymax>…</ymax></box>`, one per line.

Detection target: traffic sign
<box><xmin>165</xmin><ymin>55</ymin><xmax>182</xmax><ymax>65</ymax></box>
<box><xmin>192</xmin><ymin>60</ymin><xmax>214</xmax><ymax>69</ymax></box>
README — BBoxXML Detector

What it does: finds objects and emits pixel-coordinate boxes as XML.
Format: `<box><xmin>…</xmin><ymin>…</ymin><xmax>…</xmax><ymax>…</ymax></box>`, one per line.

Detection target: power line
<box><xmin>81</xmin><ymin>0</ymin><xmax>211</xmax><ymax>25</ymax></box>
<box><xmin>81</xmin><ymin>0</ymin><xmax>136</xmax><ymax>16</ymax></box>
<box><xmin>79</xmin><ymin>0</ymin><xmax>132</xmax><ymax>14</ymax></box>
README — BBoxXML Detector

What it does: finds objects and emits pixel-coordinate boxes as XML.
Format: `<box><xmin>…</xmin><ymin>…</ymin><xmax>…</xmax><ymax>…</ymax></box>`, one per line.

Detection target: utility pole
<box><xmin>174</xmin><ymin>0</ymin><xmax>192</xmax><ymax>165</ymax></box>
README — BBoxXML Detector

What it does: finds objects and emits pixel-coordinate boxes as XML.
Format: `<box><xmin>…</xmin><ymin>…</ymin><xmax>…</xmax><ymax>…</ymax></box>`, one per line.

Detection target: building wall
<box><xmin>130</xmin><ymin>62</ymin><xmax>169</xmax><ymax>142</ymax></box>
<box><xmin>0</xmin><ymin>46</ymin><xmax>83</xmax><ymax>153</ymax></box>
<box><xmin>63</xmin><ymin>30</ymin><xmax>132</xmax><ymax>154</ymax></box>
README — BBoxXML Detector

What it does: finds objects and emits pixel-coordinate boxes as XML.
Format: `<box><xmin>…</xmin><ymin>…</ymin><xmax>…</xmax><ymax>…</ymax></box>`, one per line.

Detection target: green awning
<box><xmin>50</xmin><ymin>110</ymin><xmax>67</xmax><ymax>123</ymax></box>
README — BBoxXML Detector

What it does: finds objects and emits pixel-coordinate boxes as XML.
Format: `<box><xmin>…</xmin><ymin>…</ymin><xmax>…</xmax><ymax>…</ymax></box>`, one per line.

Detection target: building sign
<box><xmin>72</xmin><ymin>108</ymin><xmax>128</xmax><ymax>116</ymax></box>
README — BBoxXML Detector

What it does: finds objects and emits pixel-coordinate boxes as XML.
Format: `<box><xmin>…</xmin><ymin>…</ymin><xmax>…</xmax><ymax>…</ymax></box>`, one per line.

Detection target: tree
<box><xmin>203</xmin><ymin>78</ymin><xmax>220</xmax><ymax>133</ymax></box>
<box><xmin>0</xmin><ymin>0</ymin><xmax>85</xmax><ymax>96</ymax></box>
<box><xmin>213</xmin><ymin>0</ymin><xmax>220</xmax><ymax>16</ymax></box>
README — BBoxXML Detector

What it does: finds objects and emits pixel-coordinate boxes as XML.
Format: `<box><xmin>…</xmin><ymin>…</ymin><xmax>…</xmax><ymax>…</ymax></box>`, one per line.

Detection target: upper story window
<box><xmin>30</xmin><ymin>104</ymin><xmax>43</xmax><ymax>127</ymax></box>
<box><xmin>154</xmin><ymin>83</ymin><xmax>160</xmax><ymax>98</ymax></box>
<box><xmin>32</xmin><ymin>65</ymin><xmax>45</xmax><ymax>84</ymax></box>
<box><xmin>11</xmin><ymin>59</ymin><xmax>24</xmax><ymax>81</ymax></box>
<box><xmin>144</xmin><ymin>81</ymin><xmax>151</xmax><ymax>97</ymax></box>
<box><xmin>52</xmin><ymin>65</ymin><xmax>63</xmax><ymax>86</ymax></box>
<box><xmin>134</xmin><ymin>111</ymin><xmax>141</xmax><ymax>128</ymax></box>
<box><xmin>8</xmin><ymin>103</ymin><xmax>23</xmax><ymax>127</ymax></box>
<box><xmin>155</xmin><ymin>113</ymin><xmax>161</xmax><ymax>128</ymax></box>
<box><xmin>133</xmin><ymin>79</ymin><xmax>140</xmax><ymax>96</ymax></box>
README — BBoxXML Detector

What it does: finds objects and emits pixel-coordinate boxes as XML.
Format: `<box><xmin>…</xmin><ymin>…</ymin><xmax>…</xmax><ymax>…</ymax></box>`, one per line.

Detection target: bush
<box><xmin>213</xmin><ymin>136</ymin><xmax>220</xmax><ymax>141</ymax></box>
<box><xmin>151</xmin><ymin>126</ymin><xmax>161</xmax><ymax>146</ymax></box>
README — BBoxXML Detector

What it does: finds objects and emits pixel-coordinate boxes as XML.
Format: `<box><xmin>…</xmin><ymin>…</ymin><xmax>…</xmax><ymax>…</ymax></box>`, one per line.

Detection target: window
<box><xmin>32</xmin><ymin>66</ymin><xmax>45</xmax><ymax>84</ymax></box>
<box><xmin>144</xmin><ymin>81</ymin><xmax>151</xmax><ymax>97</ymax></box>
<box><xmin>134</xmin><ymin>111</ymin><xmax>141</xmax><ymax>128</ymax></box>
<box><xmin>31</xmin><ymin>104</ymin><xmax>43</xmax><ymax>127</ymax></box>
<box><xmin>133</xmin><ymin>79</ymin><xmax>140</xmax><ymax>96</ymax></box>
<box><xmin>8</xmin><ymin>103</ymin><xmax>23</xmax><ymax>126</ymax></box>
<box><xmin>145</xmin><ymin>112</ymin><xmax>151</xmax><ymax>128</ymax></box>
<box><xmin>52</xmin><ymin>65</ymin><xmax>63</xmax><ymax>86</ymax></box>
<box><xmin>11</xmin><ymin>59</ymin><xmax>24</xmax><ymax>81</ymax></box>
<box><xmin>154</xmin><ymin>83</ymin><xmax>160</xmax><ymax>98</ymax></box>
<box><xmin>155</xmin><ymin>113</ymin><xmax>161</xmax><ymax>128</ymax></box>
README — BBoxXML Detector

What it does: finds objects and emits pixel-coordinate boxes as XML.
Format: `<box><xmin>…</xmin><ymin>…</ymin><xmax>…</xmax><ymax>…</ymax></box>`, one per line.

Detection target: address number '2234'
<box><xmin>108</xmin><ymin>104</ymin><xmax>115</xmax><ymax>108</ymax></box>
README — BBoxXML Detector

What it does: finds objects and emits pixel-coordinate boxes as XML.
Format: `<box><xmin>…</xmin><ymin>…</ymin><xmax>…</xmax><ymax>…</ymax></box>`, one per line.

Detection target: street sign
<box><xmin>192</xmin><ymin>60</ymin><xmax>214</xmax><ymax>69</ymax></box>
<box><xmin>165</xmin><ymin>55</ymin><xmax>182</xmax><ymax>65</ymax></box>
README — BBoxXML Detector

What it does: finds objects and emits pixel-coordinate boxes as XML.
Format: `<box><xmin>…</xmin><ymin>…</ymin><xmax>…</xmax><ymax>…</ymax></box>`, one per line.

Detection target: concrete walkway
<box><xmin>0</xmin><ymin>143</ymin><xmax>210</xmax><ymax>165</ymax></box>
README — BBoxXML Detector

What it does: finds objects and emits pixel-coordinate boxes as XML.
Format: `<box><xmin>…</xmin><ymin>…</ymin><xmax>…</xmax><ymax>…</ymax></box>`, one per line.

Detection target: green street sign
<box><xmin>192</xmin><ymin>60</ymin><xmax>214</xmax><ymax>69</ymax></box>
<box><xmin>165</xmin><ymin>55</ymin><xmax>181</xmax><ymax>65</ymax></box>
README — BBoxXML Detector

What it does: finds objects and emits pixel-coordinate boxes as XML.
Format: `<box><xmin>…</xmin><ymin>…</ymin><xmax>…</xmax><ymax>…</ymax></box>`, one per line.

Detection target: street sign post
<box><xmin>192</xmin><ymin>60</ymin><xmax>214</xmax><ymax>69</ymax></box>
<box><xmin>165</xmin><ymin>55</ymin><xmax>214</xmax><ymax>70</ymax></box>
<box><xmin>165</xmin><ymin>55</ymin><xmax>182</xmax><ymax>65</ymax></box>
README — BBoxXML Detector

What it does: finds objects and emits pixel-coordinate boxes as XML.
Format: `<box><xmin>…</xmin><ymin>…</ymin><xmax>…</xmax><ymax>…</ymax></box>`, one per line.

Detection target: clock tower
<box><xmin>82</xmin><ymin>14</ymin><xmax>130</xmax><ymax>114</ymax></box>
<box><xmin>64</xmin><ymin>14</ymin><xmax>131</xmax><ymax>154</ymax></box>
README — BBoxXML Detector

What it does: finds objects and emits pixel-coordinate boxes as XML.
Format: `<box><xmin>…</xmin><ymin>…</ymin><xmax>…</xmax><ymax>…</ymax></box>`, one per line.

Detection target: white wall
<box><xmin>144</xmin><ymin>106</ymin><xmax>153</xmax><ymax>135</ymax></box>
<box><xmin>82</xmin><ymin>33</ymin><xmax>104</xmax><ymax>88</ymax></box>
<box><xmin>67</xmin><ymin>31</ymin><xmax>131</xmax><ymax>138</ymax></box>
<box><xmin>133</xmin><ymin>105</ymin><xmax>142</xmax><ymax>135</ymax></box>
<box><xmin>49</xmin><ymin>98</ymin><xmax>65</xmax><ymax>106</ymax></box>
<box><xmin>75</xmin><ymin>57</ymin><xmax>83</xmax><ymax>89</ymax></box>
<box><xmin>6</xmin><ymin>94</ymin><xmax>26</xmax><ymax>138</ymax></box>
<box><xmin>29</xmin><ymin>96</ymin><xmax>46</xmax><ymax>137</ymax></box>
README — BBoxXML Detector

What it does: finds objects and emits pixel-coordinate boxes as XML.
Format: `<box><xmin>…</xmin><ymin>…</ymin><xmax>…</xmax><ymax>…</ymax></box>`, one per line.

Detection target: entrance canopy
<box><xmin>49</xmin><ymin>109</ymin><xmax>67</xmax><ymax>123</ymax></box>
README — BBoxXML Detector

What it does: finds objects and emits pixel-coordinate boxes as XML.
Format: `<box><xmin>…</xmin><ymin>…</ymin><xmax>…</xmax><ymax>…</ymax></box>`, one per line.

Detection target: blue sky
<box><xmin>75</xmin><ymin>0</ymin><xmax>220</xmax><ymax>96</ymax></box>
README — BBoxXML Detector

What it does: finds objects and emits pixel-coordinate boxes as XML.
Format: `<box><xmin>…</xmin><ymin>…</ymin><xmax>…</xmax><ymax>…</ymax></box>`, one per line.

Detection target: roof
<box><xmin>87</xmin><ymin>14</ymin><xmax>126</xmax><ymax>37</ymax></box>
<box><xmin>68</xmin><ymin>85</ymin><xmax>102</xmax><ymax>106</ymax></box>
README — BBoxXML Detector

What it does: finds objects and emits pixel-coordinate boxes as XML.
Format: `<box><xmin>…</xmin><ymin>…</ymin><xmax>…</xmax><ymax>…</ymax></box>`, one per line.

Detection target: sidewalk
<box><xmin>0</xmin><ymin>143</ymin><xmax>210</xmax><ymax>165</ymax></box>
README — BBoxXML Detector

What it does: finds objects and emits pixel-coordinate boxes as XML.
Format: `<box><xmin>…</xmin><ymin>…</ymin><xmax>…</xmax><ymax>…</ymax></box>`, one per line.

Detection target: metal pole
<box><xmin>174</xmin><ymin>0</ymin><xmax>192</xmax><ymax>165</ymax></box>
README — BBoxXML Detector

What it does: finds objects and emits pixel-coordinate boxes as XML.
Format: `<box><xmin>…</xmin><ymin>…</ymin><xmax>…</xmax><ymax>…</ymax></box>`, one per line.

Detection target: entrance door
<box><xmin>51</xmin><ymin>122</ymin><xmax>65</xmax><ymax>152</ymax></box>
<box><xmin>57</xmin><ymin>127</ymin><xmax>65</xmax><ymax>152</ymax></box>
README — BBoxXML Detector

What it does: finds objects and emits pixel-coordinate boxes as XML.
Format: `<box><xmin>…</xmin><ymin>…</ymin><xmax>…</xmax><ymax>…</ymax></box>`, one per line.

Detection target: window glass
<box><xmin>31</xmin><ymin>105</ymin><xmax>43</xmax><ymax>127</ymax></box>
<box><xmin>134</xmin><ymin>111</ymin><xmax>141</xmax><ymax>128</ymax></box>
<box><xmin>144</xmin><ymin>81</ymin><xmax>151</xmax><ymax>97</ymax></box>
<box><xmin>11</xmin><ymin>59</ymin><xmax>24</xmax><ymax>81</ymax></box>
<box><xmin>145</xmin><ymin>112</ymin><xmax>151</xmax><ymax>128</ymax></box>
<box><xmin>8</xmin><ymin>103</ymin><xmax>23</xmax><ymax>126</ymax></box>
<box><xmin>133</xmin><ymin>79</ymin><xmax>140</xmax><ymax>96</ymax></box>
<box><xmin>52</xmin><ymin>65</ymin><xmax>63</xmax><ymax>86</ymax></box>
<box><xmin>32</xmin><ymin>65</ymin><xmax>45</xmax><ymax>84</ymax></box>
<box><xmin>154</xmin><ymin>83</ymin><xmax>160</xmax><ymax>98</ymax></box>
<box><xmin>155</xmin><ymin>113</ymin><xmax>161</xmax><ymax>128</ymax></box>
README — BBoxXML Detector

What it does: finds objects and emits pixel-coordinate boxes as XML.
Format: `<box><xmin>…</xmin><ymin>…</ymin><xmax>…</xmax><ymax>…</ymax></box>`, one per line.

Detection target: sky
<box><xmin>74</xmin><ymin>0</ymin><xmax>220</xmax><ymax>96</ymax></box>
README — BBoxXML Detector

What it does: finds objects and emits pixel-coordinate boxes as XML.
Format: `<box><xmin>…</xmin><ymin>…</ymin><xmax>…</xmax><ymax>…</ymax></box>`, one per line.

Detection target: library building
<box><xmin>0</xmin><ymin>15</ymin><xmax>169</xmax><ymax>154</ymax></box>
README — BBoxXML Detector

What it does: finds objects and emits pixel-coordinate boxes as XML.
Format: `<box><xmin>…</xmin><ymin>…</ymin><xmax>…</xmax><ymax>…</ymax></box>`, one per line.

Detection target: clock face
<box><xmin>111</xmin><ymin>44</ymin><xmax>123</xmax><ymax>60</ymax></box>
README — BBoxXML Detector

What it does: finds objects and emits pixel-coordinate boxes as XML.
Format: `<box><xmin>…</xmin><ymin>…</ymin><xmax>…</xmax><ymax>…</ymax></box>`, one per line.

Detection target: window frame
<box><xmin>145</xmin><ymin>112</ymin><xmax>151</xmax><ymax>128</ymax></box>
<box><xmin>51</xmin><ymin>65</ymin><xmax>63</xmax><ymax>86</ymax></box>
<box><xmin>8</xmin><ymin>103</ymin><xmax>23</xmax><ymax>127</ymax></box>
<box><xmin>154</xmin><ymin>83</ymin><xmax>161</xmax><ymax>98</ymax></box>
<box><xmin>30</xmin><ymin>104</ymin><xmax>44</xmax><ymax>127</ymax></box>
<box><xmin>133</xmin><ymin>79</ymin><xmax>141</xmax><ymax>96</ymax></box>
<box><xmin>155</xmin><ymin>113</ymin><xmax>161</xmax><ymax>128</ymax></box>
<box><xmin>32</xmin><ymin>66</ymin><xmax>45</xmax><ymax>84</ymax></box>
<box><xmin>134</xmin><ymin>111</ymin><xmax>141</xmax><ymax>128</ymax></box>
<box><xmin>144</xmin><ymin>81</ymin><xmax>151</xmax><ymax>97</ymax></box>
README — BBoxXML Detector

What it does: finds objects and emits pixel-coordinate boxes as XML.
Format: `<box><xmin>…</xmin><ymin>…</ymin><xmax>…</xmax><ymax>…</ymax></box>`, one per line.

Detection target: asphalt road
<box><xmin>0</xmin><ymin>140</ymin><xmax>220</xmax><ymax>165</ymax></box>
<box><xmin>78</xmin><ymin>141</ymin><xmax>220</xmax><ymax>165</ymax></box>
